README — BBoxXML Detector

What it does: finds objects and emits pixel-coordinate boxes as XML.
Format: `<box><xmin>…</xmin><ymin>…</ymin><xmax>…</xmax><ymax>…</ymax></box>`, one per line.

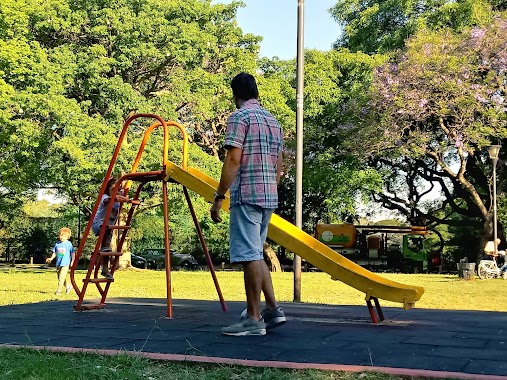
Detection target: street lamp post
<box><xmin>488</xmin><ymin>145</ymin><xmax>501</xmax><ymax>255</ymax></box>
<box><xmin>294</xmin><ymin>0</ymin><xmax>304</xmax><ymax>302</ymax></box>
<box><xmin>77</xmin><ymin>206</ymin><xmax>81</xmax><ymax>247</ymax></box>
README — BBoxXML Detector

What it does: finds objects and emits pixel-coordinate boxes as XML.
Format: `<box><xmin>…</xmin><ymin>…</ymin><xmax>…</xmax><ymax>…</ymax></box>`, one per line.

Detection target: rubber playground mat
<box><xmin>0</xmin><ymin>298</ymin><xmax>506</xmax><ymax>378</ymax></box>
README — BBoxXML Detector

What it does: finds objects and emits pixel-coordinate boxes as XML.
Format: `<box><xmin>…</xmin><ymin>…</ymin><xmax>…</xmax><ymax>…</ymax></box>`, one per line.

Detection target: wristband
<box><xmin>214</xmin><ymin>192</ymin><xmax>225</xmax><ymax>201</ymax></box>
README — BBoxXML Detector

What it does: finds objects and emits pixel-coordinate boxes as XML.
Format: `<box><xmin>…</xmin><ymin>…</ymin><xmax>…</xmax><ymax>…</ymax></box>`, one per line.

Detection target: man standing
<box><xmin>210</xmin><ymin>72</ymin><xmax>286</xmax><ymax>336</ymax></box>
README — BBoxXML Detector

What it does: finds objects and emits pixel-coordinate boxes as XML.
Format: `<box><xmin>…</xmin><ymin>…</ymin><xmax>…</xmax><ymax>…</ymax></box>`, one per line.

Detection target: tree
<box><xmin>0</xmin><ymin>0</ymin><xmax>268</xmax><ymax>207</ymax></box>
<box><xmin>0</xmin><ymin>200</ymin><xmax>65</xmax><ymax>263</ymax></box>
<box><xmin>0</xmin><ymin>0</ymin><xmax>288</xmax><ymax>261</ymax></box>
<box><xmin>346</xmin><ymin>17</ymin><xmax>507</xmax><ymax>255</ymax></box>
<box><xmin>330</xmin><ymin>0</ymin><xmax>495</xmax><ymax>54</ymax></box>
<box><xmin>0</xmin><ymin>0</ymin><xmax>277</xmax><ymax>268</ymax></box>
<box><xmin>269</xmin><ymin>49</ymin><xmax>386</xmax><ymax>231</ymax></box>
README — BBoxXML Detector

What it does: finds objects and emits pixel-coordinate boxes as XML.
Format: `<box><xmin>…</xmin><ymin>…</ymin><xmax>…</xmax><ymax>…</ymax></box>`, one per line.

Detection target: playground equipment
<box><xmin>70</xmin><ymin>114</ymin><xmax>227</xmax><ymax>317</ymax></box>
<box><xmin>315</xmin><ymin>224</ymin><xmax>442</xmax><ymax>273</ymax></box>
<box><xmin>70</xmin><ymin>114</ymin><xmax>425</xmax><ymax>323</ymax></box>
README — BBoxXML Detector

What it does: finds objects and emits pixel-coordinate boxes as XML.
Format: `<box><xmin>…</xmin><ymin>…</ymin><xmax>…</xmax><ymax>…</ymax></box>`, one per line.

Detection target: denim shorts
<box><xmin>229</xmin><ymin>204</ymin><xmax>275</xmax><ymax>263</ymax></box>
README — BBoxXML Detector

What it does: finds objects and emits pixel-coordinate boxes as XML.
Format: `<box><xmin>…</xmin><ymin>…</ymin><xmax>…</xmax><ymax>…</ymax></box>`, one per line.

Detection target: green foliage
<box><xmin>129</xmin><ymin>209</ymin><xmax>165</xmax><ymax>252</ymax></box>
<box><xmin>437</xmin><ymin>217</ymin><xmax>480</xmax><ymax>264</ymax></box>
<box><xmin>330</xmin><ymin>0</ymin><xmax>498</xmax><ymax>54</ymax></box>
<box><xmin>0</xmin><ymin>200</ymin><xmax>76</xmax><ymax>262</ymax></box>
<box><xmin>343</xmin><ymin>16</ymin><xmax>507</xmax><ymax>244</ymax></box>
<box><xmin>21</xmin><ymin>226</ymin><xmax>52</xmax><ymax>260</ymax></box>
<box><xmin>0</xmin><ymin>0</ymin><xmax>265</xmax><ymax>209</ymax></box>
<box><xmin>0</xmin><ymin>347</ymin><xmax>404</xmax><ymax>380</ymax></box>
<box><xmin>188</xmin><ymin>214</ymin><xmax>230</xmax><ymax>263</ymax></box>
<box><xmin>0</xmin><ymin>0</ymin><xmax>292</xmax><ymax>260</ymax></box>
<box><xmin>272</xmin><ymin>49</ymin><xmax>386</xmax><ymax>230</ymax></box>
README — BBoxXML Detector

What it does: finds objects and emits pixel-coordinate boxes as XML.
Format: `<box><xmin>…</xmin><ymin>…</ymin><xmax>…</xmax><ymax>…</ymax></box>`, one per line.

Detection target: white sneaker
<box><xmin>502</xmin><ymin>272</ymin><xmax>507</xmax><ymax>280</ymax></box>
<box><xmin>66</xmin><ymin>285</ymin><xmax>72</xmax><ymax>294</ymax></box>
<box><xmin>240</xmin><ymin>307</ymin><xmax>286</xmax><ymax>329</ymax></box>
<box><xmin>222</xmin><ymin>317</ymin><xmax>266</xmax><ymax>336</ymax></box>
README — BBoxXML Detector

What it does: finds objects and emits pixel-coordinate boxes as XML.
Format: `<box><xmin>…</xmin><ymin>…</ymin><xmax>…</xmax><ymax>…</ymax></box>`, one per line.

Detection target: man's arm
<box><xmin>210</xmin><ymin>147</ymin><xmax>242</xmax><ymax>223</ymax></box>
<box><xmin>216</xmin><ymin>147</ymin><xmax>242</xmax><ymax>196</ymax></box>
<box><xmin>276</xmin><ymin>151</ymin><xmax>283</xmax><ymax>185</ymax></box>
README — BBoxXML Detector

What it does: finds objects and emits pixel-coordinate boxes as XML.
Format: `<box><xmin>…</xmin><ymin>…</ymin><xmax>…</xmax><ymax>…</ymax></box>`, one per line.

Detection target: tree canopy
<box><xmin>344</xmin><ymin>16</ymin><xmax>507</xmax><ymax>246</ymax></box>
<box><xmin>330</xmin><ymin>0</ymin><xmax>498</xmax><ymax>53</ymax></box>
<box><xmin>3</xmin><ymin>0</ymin><xmax>507</xmax><ymax>266</ymax></box>
<box><xmin>0</xmin><ymin>0</ymin><xmax>292</xmax><ymax>209</ymax></box>
<box><xmin>0</xmin><ymin>0</ymin><xmax>276</xmax><ymax>261</ymax></box>
<box><xmin>273</xmin><ymin>49</ymin><xmax>387</xmax><ymax>229</ymax></box>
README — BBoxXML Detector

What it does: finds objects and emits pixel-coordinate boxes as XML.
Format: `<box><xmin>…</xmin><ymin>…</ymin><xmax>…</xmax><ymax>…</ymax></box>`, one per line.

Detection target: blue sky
<box><xmin>213</xmin><ymin>0</ymin><xmax>341</xmax><ymax>60</ymax></box>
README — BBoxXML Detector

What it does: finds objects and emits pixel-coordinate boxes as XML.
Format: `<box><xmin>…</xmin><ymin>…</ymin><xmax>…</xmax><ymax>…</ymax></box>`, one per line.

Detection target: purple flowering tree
<box><xmin>350</xmin><ymin>18</ymin><xmax>507</xmax><ymax>251</ymax></box>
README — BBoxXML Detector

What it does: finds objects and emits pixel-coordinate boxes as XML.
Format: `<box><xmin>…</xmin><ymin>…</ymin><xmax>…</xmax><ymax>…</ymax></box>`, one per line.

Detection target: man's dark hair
<box><xmin>230</xmin><ymin>72</ymin><xmax>259</xmax><ymax>101</ymax></box>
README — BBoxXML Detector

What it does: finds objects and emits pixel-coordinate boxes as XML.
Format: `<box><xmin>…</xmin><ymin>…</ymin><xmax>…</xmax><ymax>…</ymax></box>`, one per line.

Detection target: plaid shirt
<box><xmin>224</xmin><ymin>99</ymin><xmax>283</xmax><ymax>208</ymax></box>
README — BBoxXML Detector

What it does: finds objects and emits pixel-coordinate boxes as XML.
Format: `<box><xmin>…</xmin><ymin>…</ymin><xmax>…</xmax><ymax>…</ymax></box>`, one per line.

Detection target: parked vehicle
<box><xmin>130</xmin><ymin>254</ymin><xmax>148</xmax><ymax>269</ymax></box>
<box><xmin>135</xmin><ymin>248</ymin><xmax>198</xmax><ymax>270</ymax></box>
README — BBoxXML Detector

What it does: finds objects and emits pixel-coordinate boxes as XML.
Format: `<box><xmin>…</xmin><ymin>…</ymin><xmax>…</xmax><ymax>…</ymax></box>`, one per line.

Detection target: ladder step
<box><xmin>75</xmin><ymin>303</ymin><xmax>106</xmax><ymax>311</ymax></box>
<box><xmin>107</xmin><ymin>225</ymin><xmax>131</xmax><ymax>230</ymax></box>
<box><xmin>84</xmin><ymin>278</ymin><xmax>115</xmax><ymax>283</ymax></box>
<box><xmin>99</xmin><ymin>251</ymin><xmax>123</xmax><ymax>257</ymax></box>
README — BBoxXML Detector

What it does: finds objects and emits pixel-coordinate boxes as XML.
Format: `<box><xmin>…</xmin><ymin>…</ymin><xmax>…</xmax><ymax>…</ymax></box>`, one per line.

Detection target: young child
<box><xmin>46</xmin><ymin>227</ymin><xmax>75</xmax><ymax>295</ymax></box>
<box><xmin>91</xmin><ymin>178</ymin><xmax>128</xmax><ymax>280</ymax></box>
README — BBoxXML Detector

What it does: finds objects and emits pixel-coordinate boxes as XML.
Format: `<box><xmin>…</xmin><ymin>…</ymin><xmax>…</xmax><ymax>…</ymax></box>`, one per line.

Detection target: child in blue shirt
<box><xmin>46</xmin><ymin>227</ymin><xmax>75</xmax><ymax>295</ymax></box>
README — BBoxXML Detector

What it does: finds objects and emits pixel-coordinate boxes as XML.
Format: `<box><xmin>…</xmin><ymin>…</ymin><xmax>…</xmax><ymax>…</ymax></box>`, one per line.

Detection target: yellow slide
<box><xmin>165</xmin><ymin>162</ymin><xmax>424</xmax><ymax>310</ymax></box>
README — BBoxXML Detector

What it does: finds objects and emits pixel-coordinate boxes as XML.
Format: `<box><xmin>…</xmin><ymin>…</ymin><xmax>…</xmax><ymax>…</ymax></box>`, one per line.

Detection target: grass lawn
<box><xmin>0</xmin><ymin>347</ymin><xmax>433</xmax><ymax>380</ymax></box>
<box><xmin>0</xmin><ymin>267</ymin><xmax>506</xmax><ymax>311</ymax></box>
<box><xmin>0</xmin><ymin>267</ymin><xmax>503</xmax><ymax>380</ymax></box>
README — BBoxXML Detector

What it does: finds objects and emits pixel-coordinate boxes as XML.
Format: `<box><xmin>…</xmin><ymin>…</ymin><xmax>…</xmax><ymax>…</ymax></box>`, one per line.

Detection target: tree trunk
<box><xmin>478</xmin><ymin>215</ymin><xmax>498</xmax><ymax>264</ymax></box>
<box><xmin>263</xmin><ymin>242</ymin><xmax>282</xmax><ymax>272</ymax></box>
<box><xmin>480</xmin><ymin>217</ymin><xmax>494</xmax><ymax>248</ymax></box>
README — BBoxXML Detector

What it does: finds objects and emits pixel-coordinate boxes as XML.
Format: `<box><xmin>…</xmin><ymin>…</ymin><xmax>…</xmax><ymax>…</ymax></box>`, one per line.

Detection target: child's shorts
<box><xmin>91</xmin><ymin>223</ymin><xmax>101</xmax><ymax>236</ymax></box>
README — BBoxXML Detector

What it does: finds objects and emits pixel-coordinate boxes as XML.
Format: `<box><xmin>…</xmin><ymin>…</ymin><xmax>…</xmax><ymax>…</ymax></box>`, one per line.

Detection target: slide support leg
<box><xmin>366</xmin><ymin>296</ymin><xmax>384</xmax><ymax>324</ymax></box>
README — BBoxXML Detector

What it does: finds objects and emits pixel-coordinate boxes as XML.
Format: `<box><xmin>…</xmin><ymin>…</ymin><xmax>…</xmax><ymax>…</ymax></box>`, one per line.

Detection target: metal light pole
<box><xmin>77</xmin><ymin>206</ymin><xmax>81</xmax><ymax>247</ymax></box>
<box><xmin>294</xmin><ymin>0</ymin><xmax>304</xmax><ymax>302</ymax></box>
<box><xmin>488</xmin><ymin>145</ymin><xmax>501</xmax><ymax>255</ymax></box>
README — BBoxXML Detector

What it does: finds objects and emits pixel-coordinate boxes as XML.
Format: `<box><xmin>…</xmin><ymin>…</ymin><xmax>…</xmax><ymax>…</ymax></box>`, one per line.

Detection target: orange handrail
<box><xmin>124</xmin><ymin>120</ymin><xmax>189</xmax><ymax>193</ymax></box>
<box><xmin>167</xmin><ymin>120</ymin><xmax>189</xmax><ymax>170</ymax></box>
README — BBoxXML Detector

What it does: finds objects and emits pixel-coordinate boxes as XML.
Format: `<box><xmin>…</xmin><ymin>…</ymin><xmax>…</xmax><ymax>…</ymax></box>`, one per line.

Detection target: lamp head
<box><xmin>488</xmin><ymin>145</ymin><xmax>501</xmax><ymax>160</ymax></box>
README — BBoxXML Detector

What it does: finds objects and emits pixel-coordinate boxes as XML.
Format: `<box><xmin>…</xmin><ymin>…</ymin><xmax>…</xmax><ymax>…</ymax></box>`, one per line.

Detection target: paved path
<box><xmin>0</xmin><ymin>298</ymin><xmax>506</xmax><ymax>378</ymax></box>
